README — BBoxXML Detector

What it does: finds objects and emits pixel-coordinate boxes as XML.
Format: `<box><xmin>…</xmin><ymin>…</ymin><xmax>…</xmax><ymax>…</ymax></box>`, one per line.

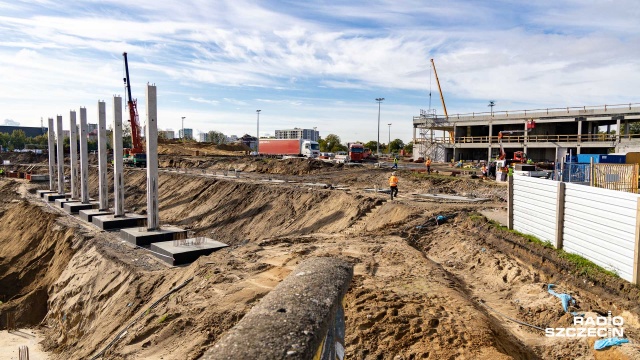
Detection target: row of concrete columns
<box><xmin>46</xmin><ymin>85</ymin><xmax>159</xmax><ymax>230</ymax></box>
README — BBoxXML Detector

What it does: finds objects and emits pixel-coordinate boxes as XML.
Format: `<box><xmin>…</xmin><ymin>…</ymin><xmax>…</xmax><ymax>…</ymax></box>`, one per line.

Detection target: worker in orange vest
<box><xmin>389</xmin><ymin>172</ymin><xmax>399</xmax><ymax>198</ymax></box>
<box><xmin>481</xmin><ymin>164</ymin><xmax>488</xmax><ymax>178</ymax></box>
<box><xmin>425</xmin><ymin>157</ymin><xmax>432</xmax><ymax>174</ymax></box>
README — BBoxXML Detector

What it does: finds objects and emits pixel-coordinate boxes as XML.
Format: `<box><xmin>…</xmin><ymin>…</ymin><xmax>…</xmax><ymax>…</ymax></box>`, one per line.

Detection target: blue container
<box><xmin>600</xmin><ymin>155</ymin><xmax>626</xmax><ymax>164</ymax></box>
<box><xmin>565</xmin><ymin>154</ymin><xmax>578</xmax><ymax>163</ymax></box>
<box><xmin>576</xmin><ymin>154</ymin><xmax>626</xmax><ymax>164</ymax></box>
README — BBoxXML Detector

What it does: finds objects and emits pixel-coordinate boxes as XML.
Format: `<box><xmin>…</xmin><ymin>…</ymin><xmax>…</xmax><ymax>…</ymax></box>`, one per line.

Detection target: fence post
<box><xmin>634</xmin><ymin>198</ymin><xmax>640</xmax><ymax>284</ymax></box>
<box><xmin>555</xmin><ymin>182</ymin><xmax>566</xmax><ymax>249</ymax></box>
<box><xmin>508</xmin><ymin>175</ymin><xmax>514</xmax><ymax>230</ymax></box>
<box><xmin>590</xmin><ymin>158</ymin><xmax>594</xmax><ymax>187</ymax></box>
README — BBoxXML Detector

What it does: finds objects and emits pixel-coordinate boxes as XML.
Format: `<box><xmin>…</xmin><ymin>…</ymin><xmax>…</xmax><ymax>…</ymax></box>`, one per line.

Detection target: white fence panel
<box><xmin>564</xmin><ymin>183</ymin><xmax>640</xmax><ymax>282</ymax></box>
<box><xmin>513</xmin><ymin>176</ymin><xmax>559</xmax><ymax>245</ymax></box>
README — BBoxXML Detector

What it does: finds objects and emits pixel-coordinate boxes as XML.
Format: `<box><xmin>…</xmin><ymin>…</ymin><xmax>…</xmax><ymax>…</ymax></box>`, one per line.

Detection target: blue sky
<box><xmin>1</xmin><ymin>0</ymin><xmax>639</xmax><ymax>144</ymax></box>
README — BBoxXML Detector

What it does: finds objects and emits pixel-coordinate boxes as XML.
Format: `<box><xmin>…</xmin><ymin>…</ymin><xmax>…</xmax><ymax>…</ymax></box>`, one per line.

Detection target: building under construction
<box><xmin>412</xmin><ymin>103</ymin><xmax>640</xmax><ymax>163</ymax></box>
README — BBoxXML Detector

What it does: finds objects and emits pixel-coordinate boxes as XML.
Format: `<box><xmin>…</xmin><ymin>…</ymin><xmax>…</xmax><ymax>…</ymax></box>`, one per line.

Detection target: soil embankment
<box><xmin>1</xmin><ymin>157</ymin><xmax>640</xmax><ymax>359</ymax></box>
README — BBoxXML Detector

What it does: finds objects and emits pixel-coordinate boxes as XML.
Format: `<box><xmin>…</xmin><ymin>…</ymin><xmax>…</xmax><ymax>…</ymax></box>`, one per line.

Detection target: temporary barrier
<box><xmin>512</xmin><ymin>176</ymin><xmax>640</xmax><ymax>283</ymax></box>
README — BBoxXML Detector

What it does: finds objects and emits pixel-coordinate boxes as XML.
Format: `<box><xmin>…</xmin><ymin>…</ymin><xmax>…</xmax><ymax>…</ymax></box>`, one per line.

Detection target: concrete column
<box><xmin>588</xmin><ymin>122</ymin><xmax>593</xmax><ymax>141</ymax></box>
<box><xmin>97</xmin><ymin>101</ymin><xmax>109</xmax><ymax>211</ymax></box>
<box><xmin>113</xmin><ymin>96</ymin><xmax>125</xmax><ymax>217</ymax></box>
<box><xmin>487</xmin><ymin>148</ymin><xmax>492</xmax><ymax>163</ymax></box>
<box><xmin>79</xmin><ymin>108</ymin><xmax>89</xmax><ymax>204</ymax></box>
<box><xmin>488</xmin><ymin>123</ymin><xmax>493</xmax><ymax>144</ymax></box>
<box><xmin>577</xmin><ymin>119</ymin><xmax>582</xmax><ymax>145</ymax></box>
<box><xmin>626</xmin><ymin>119</ymin><xmax>630</xmax><ymax>139</ymax></box>
<box><xmin>412</xmin><ymin>125</ymin><xmax>416</xmax><ymax>144</ymax></box>
<box><xmin>47</xmin><ymin>118</ymin><xmax>56</xmax><ymax>191</ymax></box>
<box><xmin>146</xmin><ymin>85</ymin><xmax>159</xmax><ymax>230</ymax></box>
<box><xmin>523</xmin><ymin>121</ymin><xmax>528</xmax><ymax>143</ymax></box>
<box><xmin>555</xmin><ymin>182</ymin><xmax>565</xmax><ymax>249</ymax></box>
<box><xmin>616</xmin><ymin>117</ymin><xmax>621</xmax><ymax>143</ymax></box>
<box><xmin>453</xmin><ymin>124</ymin><xmax>457</xmax><ymax>144</ymax></box>
<box><xmin>69</xmin><ymin>111</ymin><xmax>78</xmax><ymax>199</ymax></box>
<box><xmin>56</xmin><ymin>115</ymin><xmax>64</xmax><ymax>195</ymax></box>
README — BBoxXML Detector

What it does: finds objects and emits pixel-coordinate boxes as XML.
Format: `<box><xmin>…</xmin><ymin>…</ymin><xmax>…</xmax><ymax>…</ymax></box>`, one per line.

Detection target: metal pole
<box><xmin>69</xmin><ymin>111</ymin><xmax>78</xmax><ymax>199</ymax></box>
<box><xmin>47</xmin><ymin>118</ymin><xmax>55</xmax><ymax>191</ymax></box>
<box><xmin>56</xmin><ymin>115</ymin><xmax>64</xmax><ymax>195</ymax></box>
<box><xmin>79</xmin><ymin>108</ymin><xmax>89</xmax><ymax>203</ymax></box>
<box><xmin>376</xmin><ymin>98</ymin><xmax>384</xmax><ymax>156</ymax></box>
<box><xmin>388</xmin><ymin>123</ymin><xmax>392</xmax><ymax>153</ymax></box>
<box><xmin>97</xmin><ymin>101</ymin><xmax>108</xmax><ymax>211</ymax></box>
<box><xmin>256</xmin><ymin>110</ymin><xmax>261</xmax><ymax>153</ymax></box>
<box><xmin>113</xmin><ymin>96</ymin><xmax>124</xmax><ymax>217</ymax></box>
<box><xmin>146</xmin><ymin>85</ymin><xmax>159</xmax><ymax>230</ymax></box>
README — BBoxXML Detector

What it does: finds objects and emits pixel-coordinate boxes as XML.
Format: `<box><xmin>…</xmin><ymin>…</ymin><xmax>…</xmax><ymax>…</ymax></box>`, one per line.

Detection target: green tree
<box><xmin>389</xmin><ymin>139</ymin><xmax>404</xmax><ymax>153</ymax></box>
<box><xmin>10</xmin><ymin>130</ymin><xmax>27</xmax><ymax>149</ymax></box>
<box><xmin>334</xmin><ymin>143</ymin><xmax>348</xmax><ymax>152</ymax></box>
<box><xmin>318</xmin><ymin>137</ymin><xmax>327</xmax><ymax>151</ymax></box>
<box><xmin>207</xmin><ymin>131</ymin><xmax>227</xmax><ymax>144</ymax></box>
<box><xmin>324</xmin><ymin>134</ymin><xmax>342</xmax><ymax>152</ymax></box>
<box><xmin>364</xmin><ymin>141</ymin><xmax>378</xmax><ymax>151</ymax></box>
<box><xmin>0</xmin><ymin>132</ymin><xmax>10</xmax><ymax>149</ymax></box>
<box><xmin>403</xmin><ymin>141</ymin><xmax>414</xmax><ymax>154</ymax></box>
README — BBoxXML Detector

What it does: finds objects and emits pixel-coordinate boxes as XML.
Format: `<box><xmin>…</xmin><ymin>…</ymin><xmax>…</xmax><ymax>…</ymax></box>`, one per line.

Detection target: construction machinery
<box><xmin>497</xmin><ymin>130</ymin><xmax>528</xmax><ymax>164</ymax></box>
<box><xmin>122</xmin><ymin>52</ymin><xmax>146</xmax><ymax>167</ymax></box>
<box><xmin>431</xmin><ymin>59</ymin><xmax>454</xmax><ymax>143</ymax></box>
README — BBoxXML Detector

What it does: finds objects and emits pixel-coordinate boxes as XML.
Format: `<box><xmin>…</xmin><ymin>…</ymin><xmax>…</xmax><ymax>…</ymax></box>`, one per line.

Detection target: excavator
<box><xmin>122</xmin><ymin>52</ymin><xmax>146</xmax><ymax>167</ymax></box>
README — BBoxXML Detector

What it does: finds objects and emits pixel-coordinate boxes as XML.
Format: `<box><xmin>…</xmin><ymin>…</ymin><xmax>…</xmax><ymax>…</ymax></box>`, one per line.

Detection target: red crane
<box><xmin>123</xmin><ymin>52</ymin><xmax>143</xmax><ymax>155</ymax></box>
<box><xmin>122</xmin><ymin>52</ymin><xmax>146</xmax><ymax>167</ymax></box>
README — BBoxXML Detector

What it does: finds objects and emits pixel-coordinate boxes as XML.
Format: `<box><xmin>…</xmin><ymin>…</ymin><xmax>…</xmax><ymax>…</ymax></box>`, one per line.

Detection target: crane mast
<box><xmin>123</xmin><ymin>52</ymin><xmax>143</xmax><ymax>154</ymax></box>
<box><xmin>430</xmin><ymin>59</ymin><xmax>448</xmax><ymax>120</ymax></box>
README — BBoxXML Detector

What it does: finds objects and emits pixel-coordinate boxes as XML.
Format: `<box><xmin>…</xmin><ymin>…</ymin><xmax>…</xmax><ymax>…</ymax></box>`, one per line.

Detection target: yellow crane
<box><xmin>430</xmin><ymin>59</ymin><xmax>453</xmax><ymax>142</ymax></box>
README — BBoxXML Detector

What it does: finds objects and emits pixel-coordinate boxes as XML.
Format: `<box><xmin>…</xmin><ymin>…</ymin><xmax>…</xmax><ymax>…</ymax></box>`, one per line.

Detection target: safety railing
<box><xmin>455</xmin><ymin>134</ymin><xmax>618</xmax><ymax>144</ymax></box>
<box><xmin>447</xmin><ymin>102</ymin><xmax>640</xmax><ymax>120</ymax></box>
<box><xmin>200</xmin><ymin>257</ymin><xmax>353</xmax><ymax>360</ymax></box>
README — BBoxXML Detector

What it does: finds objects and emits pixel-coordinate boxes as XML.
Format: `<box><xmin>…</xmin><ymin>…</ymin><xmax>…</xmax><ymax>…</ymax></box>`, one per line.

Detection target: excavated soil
<box><xmin>1</xmin><ymin>156</ymin><xmax>640</xmax><ymax>359</ymax></box>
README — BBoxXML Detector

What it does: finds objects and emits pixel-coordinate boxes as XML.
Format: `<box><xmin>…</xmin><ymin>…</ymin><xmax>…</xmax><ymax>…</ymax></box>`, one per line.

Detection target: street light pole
<box><xmin>388</xmin><ymin>123</ymin><xmax>392</xmax><ymax>154</ymax></box>
<box><xmin>376</xmin><ymin>98</ymin><xmax>384</xmax><ymax>156</ymax></box>
<box><xmin>181</xmin><ymin>116</ymin><xmax>186</xmax><ymax>142</ymax></box>
<box><xmin>256</xmin><ymin>110</ymin><xmax>261</xmax><ymax>153</ymax></box>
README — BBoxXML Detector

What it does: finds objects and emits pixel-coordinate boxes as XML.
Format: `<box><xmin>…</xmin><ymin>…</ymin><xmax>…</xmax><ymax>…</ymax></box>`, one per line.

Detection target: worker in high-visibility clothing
<box><xmin>425</xmin><ymin>157</ymin><xmax>432</xmax><ymax>174</ymax></box>
<box><xmin>481</xmin><ymin>164</ymin><xmax>488</xmax><ymax>178</ymax></box>
<box><xmin>389</xmin><ymin>172</ymin><xmax>399</xmax><ymax>198</ymax></box>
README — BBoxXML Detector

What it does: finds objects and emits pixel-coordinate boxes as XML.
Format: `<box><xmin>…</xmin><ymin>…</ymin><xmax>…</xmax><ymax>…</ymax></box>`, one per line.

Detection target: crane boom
<box><xmin>123</xmin><ymin>52</ymin><xmax>143</xmax><ymax>154</ymax></box>
<box><xmin>431</xmin><ymin>59</ymin><xmax>448</xmax><ymax>120</ymax></box>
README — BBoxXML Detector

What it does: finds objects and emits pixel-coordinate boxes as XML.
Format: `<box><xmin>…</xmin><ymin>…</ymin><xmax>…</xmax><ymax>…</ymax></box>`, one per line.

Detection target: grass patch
<box><xmin>158</xmin><ymin>314</ymin><xmax>168</xmax><ymax>323</ymax></box>
<box><xmin>469</xmin><ymin>212</ymin><xmax>617</xmax><ymax>278</ymax></box>
<box><xmin>558</xmin><ymin>251</ymin><xmax>619</xmax><ymax>278</ymax></box>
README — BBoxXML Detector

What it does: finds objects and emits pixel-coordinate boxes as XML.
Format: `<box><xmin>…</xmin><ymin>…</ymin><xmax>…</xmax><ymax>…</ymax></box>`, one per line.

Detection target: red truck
<box><xmin>259</xmin><ymin>139</ymin><xmax>320</xmax><ymax>158</ymax></box>
<box><xmin>348</xmin><ymin>143</ymin><xmax>365</xmax><ymax>162</ymax></box>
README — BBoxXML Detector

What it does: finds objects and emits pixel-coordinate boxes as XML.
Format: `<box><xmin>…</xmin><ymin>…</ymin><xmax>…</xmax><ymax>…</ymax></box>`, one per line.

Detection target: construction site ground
<box><xmin>1</xmin><ymin>153</ymin><xmax>640</xmax><ymax>359</ymax></box>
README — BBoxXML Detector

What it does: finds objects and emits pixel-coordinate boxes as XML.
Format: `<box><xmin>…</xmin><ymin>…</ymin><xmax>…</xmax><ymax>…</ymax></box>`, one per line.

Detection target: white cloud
<box><xmin>0</xmin><ymin>0</ymin><xmax>638</xmax><ymax>144</ymax></box>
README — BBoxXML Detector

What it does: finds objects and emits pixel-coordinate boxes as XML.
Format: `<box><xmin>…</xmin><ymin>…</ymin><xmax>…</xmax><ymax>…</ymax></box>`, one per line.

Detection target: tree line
<box><xmin>318</xmin><ymin>133</ymin><xmax>413</xmax><ymax>154</ymax></box>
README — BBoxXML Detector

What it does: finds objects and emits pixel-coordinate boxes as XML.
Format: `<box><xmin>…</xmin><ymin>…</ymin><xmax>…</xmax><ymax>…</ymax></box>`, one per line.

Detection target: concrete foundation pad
<box><xmin>120</xmin><ymin>226</ymin><xmax>187</xmax><ymax>247</ymax></box>
<box><xmin>37</xmin><ymin>190</ymin><xmax>57</xmax><ymax>198</ymax></box>
<box><xmin>44</xmin><ymin>193</ymin><xmax>70</xmax><ymax>202</ymax></box>
<box><xmin>54</xmin><ymin>198</ymin><xmax>81</xmax><ymax>208</ymax></box>
<box><xmin>93</xmin><ymin>214</ymin><xmax>147</xmax><ymax>231</ymax></box>
<box><xmin>79</xmin><ymin>209</ymin><xmax>114</xmax><ymax>222</ymax></box>
<box><xmin>364</xmin><ymin>188</ymin><xmax>391</xmax><ymax>194</ymax></box>
<box><xmin>150</xmin><ymin>237</ymin><xmax>228</xmax><ymax>265</ymax></box>
<box><xmin>415</xmin><ymin>193</ymin><xmax>489</xmax><ymax>202</ymax></box>
<box><xmin>64</xmin><ymin>201</ymin><xmax>99</xmax><ymax>214</ymax></box>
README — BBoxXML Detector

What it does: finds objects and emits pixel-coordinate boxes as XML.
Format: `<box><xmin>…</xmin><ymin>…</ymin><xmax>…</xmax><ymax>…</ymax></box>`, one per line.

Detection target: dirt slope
<box><xmin>1</xmin><ymin>158</ymin><xmax>640</xmax><ymax>359</ymax></box>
